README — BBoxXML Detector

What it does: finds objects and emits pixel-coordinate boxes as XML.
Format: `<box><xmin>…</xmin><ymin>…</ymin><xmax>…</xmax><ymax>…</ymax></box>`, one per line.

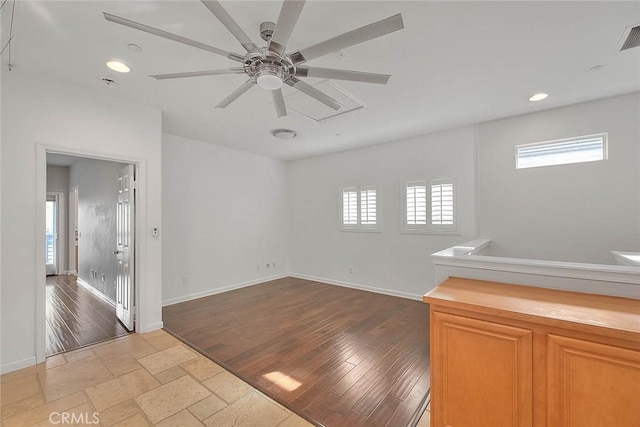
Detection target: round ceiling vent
<box><xmin>272</xmin><ymin>129</ymin><xmax>297</xmax><ymax>140</ymax></box>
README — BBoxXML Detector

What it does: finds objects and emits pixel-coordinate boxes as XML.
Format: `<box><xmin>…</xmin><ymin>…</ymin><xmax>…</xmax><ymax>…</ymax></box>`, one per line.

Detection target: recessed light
<box><xmin>272</xmin><ymin>129</ymin><xmax>297</xmax><ymax>140</ymax></box>
<box><xmin>529</xmin><ymin>93</ymin><xmax>548</xmax><ymax>102</ymax></box>
<box><xmin>106</xmin><ymin>61</ymin><xmax>130</xmax><ymax>73</ymax></box>
<box><xmin>127</xmin><ymin>44</ymin><xmax>143</xmax><ymax>53</ymax></box>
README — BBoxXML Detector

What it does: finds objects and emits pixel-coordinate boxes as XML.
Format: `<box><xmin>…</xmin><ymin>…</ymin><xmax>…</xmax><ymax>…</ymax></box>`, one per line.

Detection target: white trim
<box><xmin>1</xmin><ymin>356</ymin><xmax>37</xmax><ymax>375</ymax></box>
<box><xmin>611</xmin><ymin>251</ymin><xmax>640</xmax><ymax>267</ymax></box>
<box><xmin>162</xmin><ymin>274</ymin><xmax>288</xmax><ymax>306</ymax></box>
<box><xmin>401</xmin><ymin>177</ymin><xmax>460</xmax><ymax>235</ymax></box>
<box><xmin>36</xmin><ymin>142</ymin><xmax>147</xmax><ymax>364</ymax></box>
<box><xmin>76</xmin><ymin>277</ymin><xmax>116</xmax><ymax>307</ymax></box>
<box><xmin>515</xmin><ymin>132</ymin><xmax>607</xmax><ymax>169</ymax></box>
<box><xmin>339</xmin><ymin>185</ymin><xmax>382</xmax><ymax>232</ymax></box>
<box><xmin>289</xmin><ymin>273</ymin><xmax>423</xmax><ymax>301</ymax></box>
<box><xmin>64</xmin><ymin>270</ymin><xmax>78</xmax><ymax>276</ymax></box>
<box><xmin>432</xmin><ymin>252</ymin><xmax>640</xmax><ymax>284</ymax></box>
<box><xmin>431</xmin><ymin>239</ymin><xmax>640</xmax><ymax>299</ymax></box>
<box><xmin>140</xmin><ymin>321</ymin><xmax>164</xmax><ymax>333</ymax></box>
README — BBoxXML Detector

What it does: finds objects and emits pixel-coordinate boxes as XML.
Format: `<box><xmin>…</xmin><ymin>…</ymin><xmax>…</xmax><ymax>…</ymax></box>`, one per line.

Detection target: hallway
<box><xmin>46</xmin><ymin>275</ymin><xmax>129</xmax><ymax>355</ymax></box>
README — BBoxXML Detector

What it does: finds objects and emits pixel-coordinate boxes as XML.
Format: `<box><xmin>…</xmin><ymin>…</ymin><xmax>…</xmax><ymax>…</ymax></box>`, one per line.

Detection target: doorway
<box><xmin>45</xmin><ymin>193</ymin><xmax>60</xmax><ymax>276</ymax></box>
<box><xmin>44</xmin><ymin>153</ymin><xmax>135</xmax><ymax>356</ymax></box>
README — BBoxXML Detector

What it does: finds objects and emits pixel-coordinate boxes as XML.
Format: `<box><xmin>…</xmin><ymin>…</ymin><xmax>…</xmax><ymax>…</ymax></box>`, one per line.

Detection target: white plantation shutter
<box><xmin>406</xmin><ymin>182</ymin><xmax>427</xmax><ymax>226</ymax></box>
<box><xmin>403</xmin><ymin>178</ymin><xmax>456</xmax><ymax>233</ymax></box>
<box><xmin>360</xmin><ymin>187</ymin><xmax>377</xmax><ymax>226</ymax></box>
<box><xmin>340</xmin><ymin>186</ymin><xmax>380</xmax><ymax>231</ymax></box>
<box><xmin>516</xmin><ymin>133</ymin><xmax>607</xmax><ymax>169</ymax></box>
<box><xmin>342</xmin><ymin>188</ymin><xmax>358</xmax><ymax>225</ymax></box>
<box><xmin>431</xmin><ymin>181</ymin><xmax>454</xmax><ymax>226</ymax></box>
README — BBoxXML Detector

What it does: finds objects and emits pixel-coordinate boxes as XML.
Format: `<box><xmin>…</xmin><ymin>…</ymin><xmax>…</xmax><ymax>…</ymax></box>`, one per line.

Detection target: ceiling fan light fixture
<box><xmin>257</xmin><ymin>74</ymin><xmax>283</xmax><ymax>90</ymax></box>
<box><xmin>106</xmin><ymin>60</ymin><xmax>131</xmax><ymax>73</ymax></box>
<box><xmin>256</xmin><ymin>64</ymin><xmax>285</xmax><ymax>90</ymax></box>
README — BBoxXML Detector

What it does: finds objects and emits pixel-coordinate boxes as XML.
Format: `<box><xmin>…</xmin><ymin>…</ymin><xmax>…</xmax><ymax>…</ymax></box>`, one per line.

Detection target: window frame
<box><xmin>401</xmin><ymin>177</ymin><xmax>459</xmax><ymax>235</ymax></box>
<box><xmin>515</xmin><ymin>133</ymin><xmax>608</xmax><ymax>169</ymax></box>
<box><xmin>339</xmin><ymin>185</ymin><xmax>381</xmax><ymax>232</ymax></box>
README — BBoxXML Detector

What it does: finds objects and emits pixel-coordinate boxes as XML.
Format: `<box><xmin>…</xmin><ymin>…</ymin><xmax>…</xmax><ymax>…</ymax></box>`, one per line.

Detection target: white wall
<box><xmin>46</xmin><ymin>165</ymin><xmax>70</xmax><ymax>272</ymax></box>
<box><xmin>161</xmin><ymin>133</ymin><xmax>289</xmax><ymax>305</ymax></box>
<box><xmin>478</xmin><ymin>93</ymin><xmax>640</xmax><ymax>264</ymax></box>
<box><xmin>70</xmin><ymin>158</ymin><xmax>128</xmax><ymax>301</ymax></box>
<box><xmin>288</xmin><ymin>126</ymin><xmax>478</xmax><ymax>298</ymax></box>
<box><xmin>1</xmin><ymin>69</ymin><xmax>162</xmax><ymax>373</ymax></box>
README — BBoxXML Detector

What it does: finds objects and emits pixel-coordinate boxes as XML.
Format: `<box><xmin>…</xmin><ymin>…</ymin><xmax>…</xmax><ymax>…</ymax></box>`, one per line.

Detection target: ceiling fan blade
<box><xmin>103</xmin><ymin>13</ymin><xmax>244</xmax><ymax>62</ymax></box>
<box><xmin>150</xmin><ymin>68</ymin><xmax>245</xmax><ymax>80</ymax></box>
<box><xmin>216</xmin><ymin>79</ymin><xmax>256</xmax><ymax>108</ymax></box>
<box><xmin>201</xmin><ymin>1</ymin><xmax>260</xmax><ymax>54</ymax></box>
<box><xmin>285</xmin><ymin>77</ymin><xmax>342</xmax><ymax>110</ymax></box>
<box><xmin>288</xmin><ymin>13</ymin><xmax>404</xmax><ymax>65</ymax></box>
<box><xmin>295</xmin><ymin>67</ymin><xmax>390</xmax><ymax>84</ymax></box>
<box><xmin>272</xmin><ymin>89</ymin><xmax>287</xmax><ymax>118</ymax></box>
<box><xmin>267</xmin><ymin>0</ymin><xmax>306</xmax><ymax>58</ymax></box>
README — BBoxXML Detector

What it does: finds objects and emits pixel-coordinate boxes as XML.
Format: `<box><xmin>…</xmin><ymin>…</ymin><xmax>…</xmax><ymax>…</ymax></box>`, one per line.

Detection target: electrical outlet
<box><xmin>266</xmin><ymin>263</ymin><xmax>271</xmax><ymax>268</ymax></box>
<box><xmin>101</xmin><ymin>274</ymin><xmax>105</xmax><ymax>283</ymax></box>
<box><xmin>349</xmin><ymin>266</ymin><xmax>353</xmax><ymax>274</ymax></box>
<box><xmin>182</xmin><ymin>276</ymin><xmax>188</xmax><ymax>285</ymax></box>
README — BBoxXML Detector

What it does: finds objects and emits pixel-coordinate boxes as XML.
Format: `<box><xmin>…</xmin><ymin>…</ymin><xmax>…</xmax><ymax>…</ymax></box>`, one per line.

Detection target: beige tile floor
<box><xmin>1</xmin><ymin>330</ymin><xmax>431</xmax><ymax>426</ymax></box>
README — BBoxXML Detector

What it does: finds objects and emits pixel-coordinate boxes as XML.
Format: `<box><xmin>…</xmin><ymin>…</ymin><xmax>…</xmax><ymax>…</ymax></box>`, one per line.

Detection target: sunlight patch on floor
<box><xmin>262</xmin><ymin>371</ymin><xmax>302</xmax><ymax>392</ymax></box>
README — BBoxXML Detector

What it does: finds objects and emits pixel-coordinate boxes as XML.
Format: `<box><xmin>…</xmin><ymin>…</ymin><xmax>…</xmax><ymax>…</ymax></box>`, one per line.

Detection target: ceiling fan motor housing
<box><xmin>260</xmin><ymin>21</ymin><xmax>275</xmax><ymax>41</ymax></box>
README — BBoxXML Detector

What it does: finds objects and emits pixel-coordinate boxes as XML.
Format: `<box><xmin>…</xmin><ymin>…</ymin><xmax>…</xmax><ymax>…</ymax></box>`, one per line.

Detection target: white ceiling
<box><xmin>5</xmin><ymin>1</ymin><xmax>640</xmax><ymax>160</ymax></box>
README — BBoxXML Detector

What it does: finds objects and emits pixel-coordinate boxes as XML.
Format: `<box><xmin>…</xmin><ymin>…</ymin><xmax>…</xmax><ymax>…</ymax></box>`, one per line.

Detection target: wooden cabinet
<box><xmin>424</xmin><ymin>277</ymin><xmax>640</xmax><ymax>427</ymax></box>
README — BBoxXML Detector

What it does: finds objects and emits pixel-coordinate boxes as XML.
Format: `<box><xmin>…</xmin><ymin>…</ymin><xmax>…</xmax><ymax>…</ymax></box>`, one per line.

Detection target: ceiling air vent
<box><xmin>620</xmin><ymin>24</ymin><xmax>640</xmax><ymax>51</ymax></box>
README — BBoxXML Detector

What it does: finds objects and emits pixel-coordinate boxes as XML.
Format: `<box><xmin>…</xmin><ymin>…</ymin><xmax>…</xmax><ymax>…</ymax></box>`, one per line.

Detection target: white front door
<box><xmin>115</xmin><ymin>165</ymin><xmax>135</xmax><ymax>331</ymax></box>
<box><xmin>45</xmin><ymin>194</ymin><xmax>58</xmax><ymax>275</ymax></box>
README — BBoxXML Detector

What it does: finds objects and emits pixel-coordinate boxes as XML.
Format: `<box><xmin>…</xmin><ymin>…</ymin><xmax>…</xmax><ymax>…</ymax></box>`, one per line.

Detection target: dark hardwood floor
<box><xmin>163</xmin><ymin>277</ymin><xmax>430</xmax><ymax>427</ymax></box>
<box><xmin>46</xmin><ymin>275</ymin><xmax>130</xmax><ymax>355</ymax></box>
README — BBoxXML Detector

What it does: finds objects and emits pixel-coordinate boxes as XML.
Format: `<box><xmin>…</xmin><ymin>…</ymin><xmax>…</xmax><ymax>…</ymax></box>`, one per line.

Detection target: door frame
<box><xmin>68</xmin><ymin>186</ymin><xmax>78</xmax><ymax>275</ymax></box>
<box><xmin>45</xmin><ymin>191</ymin><xmax>65</xmax><ymax>276</ymax></box>
<box><xmin>36</xmin><ymin>143</ymin><xmax>145</xmax><ymax>363</ymax></box>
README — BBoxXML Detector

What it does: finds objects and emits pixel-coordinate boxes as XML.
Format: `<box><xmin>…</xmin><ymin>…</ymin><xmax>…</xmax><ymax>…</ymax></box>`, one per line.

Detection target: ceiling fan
<box><xmin>104</xmin><ymin>0</ymin><xmax>403</xmax><ymax>118</ymax></box>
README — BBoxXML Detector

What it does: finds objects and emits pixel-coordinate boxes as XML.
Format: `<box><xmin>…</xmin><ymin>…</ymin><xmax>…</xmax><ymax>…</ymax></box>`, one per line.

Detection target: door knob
<box><xmin>112</xmin><ymin>250</ymin><xmax>122</xmax><ymax>255</ymax></box>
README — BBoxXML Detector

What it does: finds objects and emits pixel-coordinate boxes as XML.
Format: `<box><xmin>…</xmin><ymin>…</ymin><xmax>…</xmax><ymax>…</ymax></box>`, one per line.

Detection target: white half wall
<box><xmin>478</xmin><ymin>92</ymin><xmax>640</xmax><ymax>264</ymax></box>
<box><xmin>288</xmin><ymin>126</ymin><xmax>478</xmax><ymax>298</ymax></box>
<box><xmin>1</xmin><ymin>69</ymin><xmax>163</xmax><ymax>372</ymax></box>
<box><xmin>161</xmin><ymin>133</ymin><xmax>289</xmax><ymax>305</ymax></box>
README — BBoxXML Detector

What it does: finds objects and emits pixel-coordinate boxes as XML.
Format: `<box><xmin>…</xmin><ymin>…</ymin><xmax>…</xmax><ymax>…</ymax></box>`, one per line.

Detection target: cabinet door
<box><xmin>547</xmin><ymin>334</ymin><xmax>640</xmax><ymax>427</ymax></box>
<box><xmin>431</xmin><ymin>311</ymin><xmax>533</xmax><ymax>427</ymax></box>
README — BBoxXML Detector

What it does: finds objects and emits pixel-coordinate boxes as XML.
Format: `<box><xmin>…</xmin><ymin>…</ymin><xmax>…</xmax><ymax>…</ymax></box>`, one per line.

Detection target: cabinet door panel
<box><xmin>547</xmin><ymin>334</ymin><xmax>640</xmax><ymax>427</ymax></box>
<box><xmin>431</xmin><ymin>311</ymin><xmax>533</xmax><ymax>427</ymax></box>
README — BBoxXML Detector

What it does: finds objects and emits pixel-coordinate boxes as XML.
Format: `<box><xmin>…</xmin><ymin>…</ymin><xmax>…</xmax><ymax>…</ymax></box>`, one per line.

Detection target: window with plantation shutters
<box><xmin>431</xmin><ymin>180</ymin><xmax>454</xmax><ymax>227</ymax></box>
<box><xmin>342</xmin><ymin>188</ymin><xmax>358</xmax><ymax>226</ymax></box>
<box><xmin>340</xmin><ymin>185</ymin><xmax>380</xmax><ymax>231</ymax></box>
<box><xmin>516</xmin><ymin>133</ymin><xmax>607</xmax><ymax>169</ymax></box>
<box><xmin>403</xmin><ymin>178</ymin><xmax>457</xmax><ymax>234</ymax></box>
<box><xmin>360</xmin><ymin>187</ymin><xmax>377</xmax><ymax>226</ymax></box>
<box><xmin>406</xmin><ymin>181</ymin><xmax>427</xmax><ymax>227</ymax></box>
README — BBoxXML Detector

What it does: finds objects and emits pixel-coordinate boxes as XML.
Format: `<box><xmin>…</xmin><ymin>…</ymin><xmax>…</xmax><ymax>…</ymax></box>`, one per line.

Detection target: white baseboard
<box><xmin>289</xmin><ymin>273</ymin><xmax>423</xmax><ymax>301</ymax></box>
<box><xmin>139</xmin><ymin>321</ymin><xmax>164</xmax><ymax>333</ymax></box>
<box><xmin>1</xmin><ymin>356</ymin><xmax>37</xmax><ymax>374</ymax></box>
<box><xmin>76</xmin><ymin>278</ymin><xmax>116</xmax><ymax>307</ymax></box>
<box><xmin>64</xmin><ymin>270</ymin><xmax>78</xmax><ymax>276</ymax></box>
<box><xmin>162</xmin><ymin>273</ymin><xmax>288</xmax><ymax>306</ymax></box>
